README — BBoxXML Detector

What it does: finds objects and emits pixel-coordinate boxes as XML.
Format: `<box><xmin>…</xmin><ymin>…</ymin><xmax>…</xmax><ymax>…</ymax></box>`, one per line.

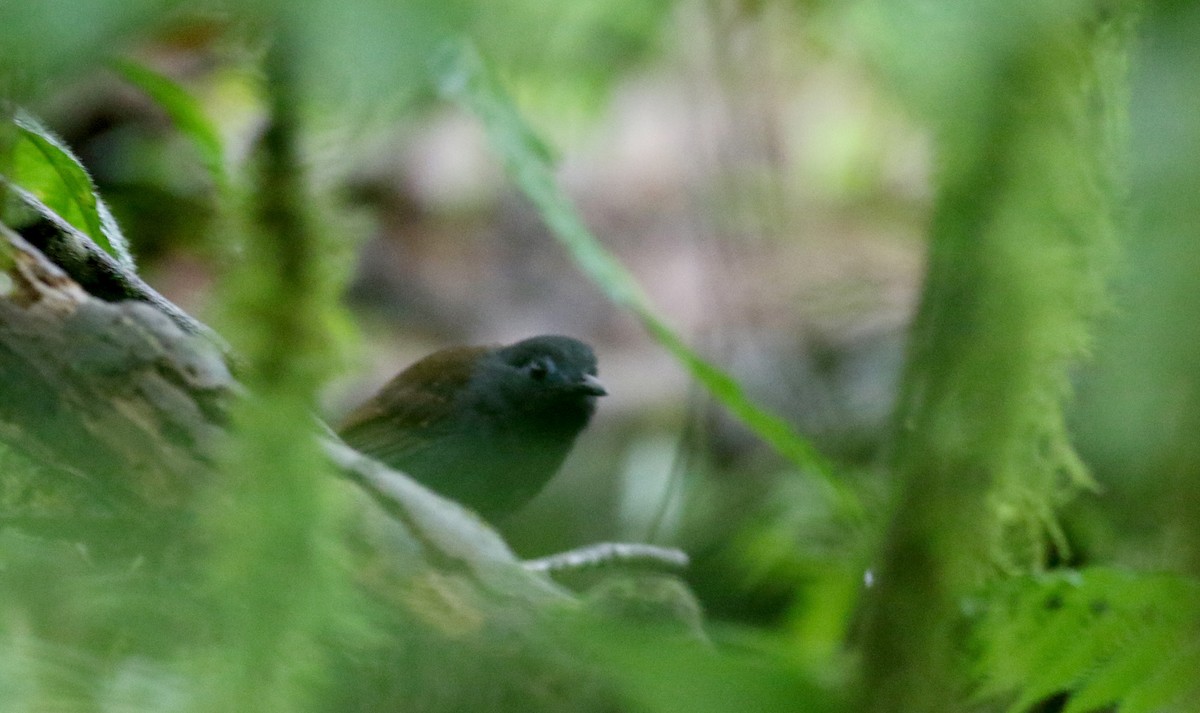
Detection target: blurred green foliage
<box><xmin>4</xmin><ymin>0</ymin><xmax>1200</xmax><ymax>712</ymax></box>
<box><xmin>112</xmin><ymin>59</ymin><xmax>229</xmax><ymax>193</ymax></box>
<box><xmin>971</xmin><ymin>568</ymin><xmax>1200</xmax><ymax>712</ymax></box>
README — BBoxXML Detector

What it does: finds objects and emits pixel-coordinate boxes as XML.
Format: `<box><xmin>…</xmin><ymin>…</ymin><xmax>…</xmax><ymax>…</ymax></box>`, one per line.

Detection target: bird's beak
<box><xmin>578</xmin><ymin>373</ymin><xmax>608</xmax><ymax>396</ymax></box>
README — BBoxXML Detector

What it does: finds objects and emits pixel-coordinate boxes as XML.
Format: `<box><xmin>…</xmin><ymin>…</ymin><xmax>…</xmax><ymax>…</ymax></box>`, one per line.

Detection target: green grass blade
<box><xmin>434</xmin><ymin>41</ymin><xmax>862</xmax><ymax>523</ymax></box>
<box><xmin>111</xmin><ymin>58</ymin><xmax>229</xmax><ymax>192</ymax></box>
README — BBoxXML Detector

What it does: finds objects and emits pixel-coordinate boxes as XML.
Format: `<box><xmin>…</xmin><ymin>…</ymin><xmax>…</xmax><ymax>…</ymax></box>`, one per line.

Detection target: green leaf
<box><xmin>433</xmin><ymin>40</ymin><xmax>862</xmax><ymax>524</ymax></box>
<box><xmin>973</xmin><ymin>568</ymin><xmax>1200</xmax><ymax>713</ymax></box>
<box><xmin>586</xmin><ymin>624</ymin><xmax>844</xmax><ymax>713</ymax></box>
<box><xmin>7</xmin><ymin>111</ymin><xmax>136</xmax><ymax>269</ymax></box>
<box><xmin>1006</xmin><ymin>586</ymin><xmax>1133</xmax><ymax>712</ymax></box>
<box><xmin>1120</xmin><ymin>638</ymin><xmax>1200</xmax><ymax>713</ymax></box>
<box><xmin>111</xmin><ymin>58</ymin><xmax>228</xmax><ymax>191</ymax></box>
<box><xmin>1063</xmin><ymin>623</ymin><xmax>1181</xmax><ymax>713</ymax></box>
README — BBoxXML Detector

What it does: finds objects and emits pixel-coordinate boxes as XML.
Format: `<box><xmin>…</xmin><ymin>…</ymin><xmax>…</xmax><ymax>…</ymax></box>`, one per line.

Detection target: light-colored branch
<box><xmin>0</xmin><ymin>223</ymin><xmax>700</xmax><ymax>711</ymax></box>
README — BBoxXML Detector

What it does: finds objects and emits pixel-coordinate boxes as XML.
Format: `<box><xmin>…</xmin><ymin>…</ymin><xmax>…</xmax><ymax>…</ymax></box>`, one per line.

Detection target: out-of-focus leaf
<box><xmin>585</xmin><ymin>624</ymin><xmax>845</xmax><ymax>713</ymax></box>
<box><xmin>7</xmin><ymin>112</ymin><xmax>135</xmax><ymax>269</ymax></box>
<box><xmin>972</xmin><ymin>568</ymin><xmax>1200</xmax><ymax>713</ymax></box>
<box><xmin>434</xmin><ymin>41</ymin><xmax>863</xmax><ymax>524</ymax></box>
<box><xmin>111</xmin><ymin>58</ymin><xmax>228</xmax><ymax>192</ymax></box>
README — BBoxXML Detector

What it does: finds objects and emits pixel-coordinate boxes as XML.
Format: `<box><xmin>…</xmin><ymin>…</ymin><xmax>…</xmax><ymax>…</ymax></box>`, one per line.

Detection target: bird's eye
<box><xmin>526</xmin><ymin>359</ymin><xmax>551</xmax><ymax>381</ymax></box>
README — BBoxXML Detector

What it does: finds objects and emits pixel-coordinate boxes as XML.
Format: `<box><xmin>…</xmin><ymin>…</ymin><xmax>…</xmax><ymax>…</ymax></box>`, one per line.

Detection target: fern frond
<box><xmin>972</xmin><ymin>567</ymin><xmax>1200</xmax><ymax>713</ymax></box>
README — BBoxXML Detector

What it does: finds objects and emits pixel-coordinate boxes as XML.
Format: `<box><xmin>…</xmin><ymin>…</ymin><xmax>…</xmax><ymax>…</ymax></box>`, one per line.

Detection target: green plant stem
<box><xmin>856</xmin><ymin>3</ymin><xmax>1129</xmax><ymax>711</ymax></box>
<box><xmin>199</xmin><ymin>34</ymin><xmax>344</xmax><ymax>713</ymax></box>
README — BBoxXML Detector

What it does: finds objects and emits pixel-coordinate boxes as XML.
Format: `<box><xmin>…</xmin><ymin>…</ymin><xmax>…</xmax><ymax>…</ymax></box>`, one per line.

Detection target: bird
<box><xmin>337</xmin><ymin>335</ymin><xmax>606</xmax><ymax>521</ymax></box>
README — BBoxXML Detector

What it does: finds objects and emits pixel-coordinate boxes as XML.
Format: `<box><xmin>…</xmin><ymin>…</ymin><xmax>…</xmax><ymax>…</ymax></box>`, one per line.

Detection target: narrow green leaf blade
<box><xmin>111</xmin><ymin>58</ymin><xmax>228</xmax><ymax>191</ymax></box>
<box><xmin>434</xmin><ymin>41</ymin><xmax>862</xmax><ymax>523</ymax></box>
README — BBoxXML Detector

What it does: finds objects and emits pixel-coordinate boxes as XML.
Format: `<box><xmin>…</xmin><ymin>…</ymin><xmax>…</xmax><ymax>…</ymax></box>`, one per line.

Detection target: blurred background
<box><xmin>10</xmin><ymin>0</ymin><xmax>1200</xmax><ymax>708</ymax></box>
<box><xmin>21</xmin><ymin>1</ymin><xmax>929</xmax><ymax>627</ymax></box>
<box><xmin>9</xmin><ymin>1</ymin><xmax>1200</xmax><ymax>700</ymax></box>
